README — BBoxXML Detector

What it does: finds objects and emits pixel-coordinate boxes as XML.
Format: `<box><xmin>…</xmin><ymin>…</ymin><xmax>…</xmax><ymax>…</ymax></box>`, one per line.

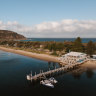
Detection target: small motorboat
<box><xmin>40</xmin><ymin>80</ymin><xmax>54</xmax><ymax>88</ymax></box>
<box><xmin>48</xmin><ymin>77</ymin><xmax>58</xmax><ymax>84</ymax></box>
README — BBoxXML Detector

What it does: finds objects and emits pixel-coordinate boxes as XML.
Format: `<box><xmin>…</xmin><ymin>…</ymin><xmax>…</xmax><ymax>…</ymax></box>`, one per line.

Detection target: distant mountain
<box><xmin>0</xmin><ymin>30</ymin><xmax>26</xmax><ymax>40</ymax></box>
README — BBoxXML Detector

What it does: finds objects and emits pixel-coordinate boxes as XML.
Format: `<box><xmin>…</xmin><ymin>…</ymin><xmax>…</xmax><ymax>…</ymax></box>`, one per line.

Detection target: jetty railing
<box><xmin>29</xmin><ymin>59</ymin><xmax>88</xmax><ymax>81</ymax></box>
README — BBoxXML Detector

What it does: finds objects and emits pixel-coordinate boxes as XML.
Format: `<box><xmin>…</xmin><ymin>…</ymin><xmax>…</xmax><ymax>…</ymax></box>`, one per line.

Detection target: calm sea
<box><xmin>22</xmin><ymin>38</ymin><xmax>96</xmax><ymax>43</ymax></box>
<box><xmin>0</xmin><ymin>50</ymin><xmax>96</xmax><ymax>96</ymax></box>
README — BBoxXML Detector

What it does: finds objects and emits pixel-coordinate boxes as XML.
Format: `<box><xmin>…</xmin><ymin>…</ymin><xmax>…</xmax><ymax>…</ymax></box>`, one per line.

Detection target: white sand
<box><xmin>80</xmin><ymin>60</ymin><xmax>96</xmax><ymax>69</ymax></box>
<box><xmin>0</xmin><ymin>46</ymin><xmax>60</xmax><ymax>63</ymax></box>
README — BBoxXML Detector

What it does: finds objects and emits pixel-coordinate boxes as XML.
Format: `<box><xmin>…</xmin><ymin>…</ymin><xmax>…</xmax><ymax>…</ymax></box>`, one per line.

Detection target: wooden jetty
<box><xmin>29</xmin><ymin>61</ymin><xmax>86</xmax><ymax>81</ymax></box>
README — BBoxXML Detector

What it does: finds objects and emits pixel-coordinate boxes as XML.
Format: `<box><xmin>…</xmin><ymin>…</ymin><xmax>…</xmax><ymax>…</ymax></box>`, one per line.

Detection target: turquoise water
<box><xmin>22</xmin><ymin>38</ymin><xmax>96</xmax><ymax>43</ymax></box>
<box><xmin>0</xmin><ymin>50</ymin><xmax>96</xmax><ymax>96</ymax></box>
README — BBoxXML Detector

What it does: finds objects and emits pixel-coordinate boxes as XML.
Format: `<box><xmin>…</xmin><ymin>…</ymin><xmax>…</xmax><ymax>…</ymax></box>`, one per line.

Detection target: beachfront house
<box><xmin>59</xmin><ymin>52</ymin><xmax>88</xmax><ymax>65</ymax></box>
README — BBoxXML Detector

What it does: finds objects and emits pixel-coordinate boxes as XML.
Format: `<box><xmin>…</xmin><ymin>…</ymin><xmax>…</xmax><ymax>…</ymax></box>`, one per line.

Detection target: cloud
<box><xmin>0</xmin><ymin>19</ymin><xmax>96</xmax><ymax>38</ymax></box>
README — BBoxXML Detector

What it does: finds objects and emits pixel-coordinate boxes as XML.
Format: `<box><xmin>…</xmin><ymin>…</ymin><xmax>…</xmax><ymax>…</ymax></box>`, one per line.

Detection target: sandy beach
<box><xmin>0</xmin><ymin>46</ymin><xmax>60</xmax><ymax>63</ymax></box>
<box><xmin>81</xmin><ymin>60</ymin><xmax>96</xmax><ymax>69</ymax></box>
<box><xmin>0</xmin><ymin>46</ymin><xmax>96</xmax><ymax>69</ymax></box>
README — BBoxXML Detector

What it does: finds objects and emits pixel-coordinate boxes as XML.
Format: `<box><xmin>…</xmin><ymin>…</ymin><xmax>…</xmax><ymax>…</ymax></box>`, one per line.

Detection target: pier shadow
<box><xmin>70</xmin><ymin>67</ymin><xmax>87</xmax><ymax>80</ymax></box>
<box><xmin>71</xmin><ymin>67</ymin><xmax>95</xmax><ymax>80</ymax></box>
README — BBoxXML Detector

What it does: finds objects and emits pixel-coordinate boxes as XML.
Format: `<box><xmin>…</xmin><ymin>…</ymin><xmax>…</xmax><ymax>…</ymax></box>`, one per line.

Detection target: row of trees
<box><xmin>0</xmin><ymin>37</ymin><xmax>96</xmax><ymax>56</ymax></box>
<box><xmin>44</xmin><ymin>37</ymin><xmax>96</xmax><ymax>56</ymax></box>
<box><xmin>71</xmin><ymin>37</ymin><xmax>96</xmax><ymax>56</ymax></box>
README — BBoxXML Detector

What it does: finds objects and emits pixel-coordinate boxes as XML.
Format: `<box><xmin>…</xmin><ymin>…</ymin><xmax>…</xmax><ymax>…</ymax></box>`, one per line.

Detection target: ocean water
<box><xmin>0</xmin><ymin>50</ymin><xmax>96</xmax><ymax>96</ymax></box>
<box><xmin>22</xmin><ymin>38</ymin><xmax>96</xmax><ymax>43</ymax></box>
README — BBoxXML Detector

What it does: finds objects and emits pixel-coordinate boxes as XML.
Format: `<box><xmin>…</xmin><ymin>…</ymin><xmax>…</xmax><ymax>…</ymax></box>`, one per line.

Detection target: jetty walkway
<box><xmin>30</xmin><ymin>60</ymin><xmax>87</xmax><ymax>81</ymax></box>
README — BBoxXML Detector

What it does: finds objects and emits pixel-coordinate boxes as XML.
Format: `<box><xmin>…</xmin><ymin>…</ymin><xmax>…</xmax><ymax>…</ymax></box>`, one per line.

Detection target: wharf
<box><xmin>30</xmin><ymin>61</ymin><xmax>87</xmax><ymax>81</ymax></box>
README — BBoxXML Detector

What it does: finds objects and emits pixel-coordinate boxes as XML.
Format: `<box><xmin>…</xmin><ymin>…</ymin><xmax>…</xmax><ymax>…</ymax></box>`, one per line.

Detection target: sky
<box><xmin>0</xmin><ymin>0</ymin><xmax>96</xmax><ymax>38</ymax></box>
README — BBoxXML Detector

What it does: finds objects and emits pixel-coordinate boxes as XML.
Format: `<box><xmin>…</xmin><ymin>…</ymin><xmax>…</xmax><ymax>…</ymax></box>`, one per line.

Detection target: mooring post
<box><xmin>31</xmin><ymin>71</ymin><xmax>32</xmax><ymax>82</ymax></box>
<box><xmin>42</xmin><ymin>70</ymin><xmax>43</xmax><ymax>76</ymax></box>
<box><xmin>35</xmin><ymin>72</ymin><xmax>36</xmax><ymax>76</ymax></box>
<box><xmin>55</xmin><ymin>66</ymin><xmax>56</xmax><ymax>70</ymax></box>
<box><xmin>40</xmin><ymin>70</ymin><xmax>41</xmax><ymax>80</ymax></box>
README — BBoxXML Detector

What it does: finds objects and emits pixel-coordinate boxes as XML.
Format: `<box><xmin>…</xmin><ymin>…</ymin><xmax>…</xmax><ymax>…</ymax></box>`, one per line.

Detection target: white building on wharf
<box><xmin>59</xmin><ymin>52</ymin><xmax>88</xmax><ymax>65</ymax></box>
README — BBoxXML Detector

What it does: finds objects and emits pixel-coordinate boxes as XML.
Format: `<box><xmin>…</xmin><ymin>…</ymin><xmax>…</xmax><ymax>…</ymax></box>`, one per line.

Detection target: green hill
<box><xmin>0</xmin><ymin>30</ymin><xmax>26</xmax><ymax>40</ymax></box>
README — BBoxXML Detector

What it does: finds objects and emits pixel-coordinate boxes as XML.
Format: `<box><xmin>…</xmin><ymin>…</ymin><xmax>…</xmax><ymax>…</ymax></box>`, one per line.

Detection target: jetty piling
<box><xmin>28</xmin><ymin>59</ymin><xmax>88</xmax><ymax>82</ymax></box>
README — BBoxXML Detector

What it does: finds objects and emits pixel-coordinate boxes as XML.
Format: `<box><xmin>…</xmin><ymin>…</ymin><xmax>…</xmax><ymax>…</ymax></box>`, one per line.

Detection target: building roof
<box><xmin>64</xmin><ymin>52</ymin><xmax>86</xmax><ymax>57</ymax></box>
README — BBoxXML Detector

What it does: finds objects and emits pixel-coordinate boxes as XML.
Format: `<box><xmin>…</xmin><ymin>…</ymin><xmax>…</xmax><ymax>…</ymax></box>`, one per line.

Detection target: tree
<box><xmin>86</xmin><ymin>41</ymin><xmax>95</xmax><ymax>57</ymax></box>
<box><xmin>72</xmin><ymin>37</ymin><xmax>83</xmax><ymax>52</ymax></box>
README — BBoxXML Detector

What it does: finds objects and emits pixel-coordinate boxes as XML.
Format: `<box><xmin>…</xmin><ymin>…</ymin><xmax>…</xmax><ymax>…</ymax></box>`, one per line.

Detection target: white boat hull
<box><xmin>40</xmin><ymin>80</ymin><xmax>54</xmax><ymax>88</ymax></box>
<box><xmin>27</xmin><ymin>75</ymin><xmax>32</xmax><ymax>81</ymax></box>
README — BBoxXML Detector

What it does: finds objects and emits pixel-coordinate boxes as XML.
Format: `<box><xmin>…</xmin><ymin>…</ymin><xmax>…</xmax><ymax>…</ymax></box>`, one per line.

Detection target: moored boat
<box><xmin>48</xmin><ymin>77</ymin><xmax>58</xmax><ymax>84</ymax></box>
<box><xmin>40</xmin><ymin>80</ymin><xmax>54</xmax><ymax>88</ymax></box>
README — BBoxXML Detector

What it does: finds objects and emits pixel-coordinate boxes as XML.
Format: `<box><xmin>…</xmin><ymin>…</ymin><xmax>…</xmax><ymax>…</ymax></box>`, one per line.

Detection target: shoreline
<box><xmin>80</xmin><ymin>60</ymin><xmax>96</xmax><ymax>69</ymax></box>
<box><xmin>0</xmin><ymin>46</ymin><xmax>60</xmax><ymax>63</ymax></box>
<box><xmin>0</xmin><ymin>46</ymin><xmax>96</xmax><ymax>69</ymax></box>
